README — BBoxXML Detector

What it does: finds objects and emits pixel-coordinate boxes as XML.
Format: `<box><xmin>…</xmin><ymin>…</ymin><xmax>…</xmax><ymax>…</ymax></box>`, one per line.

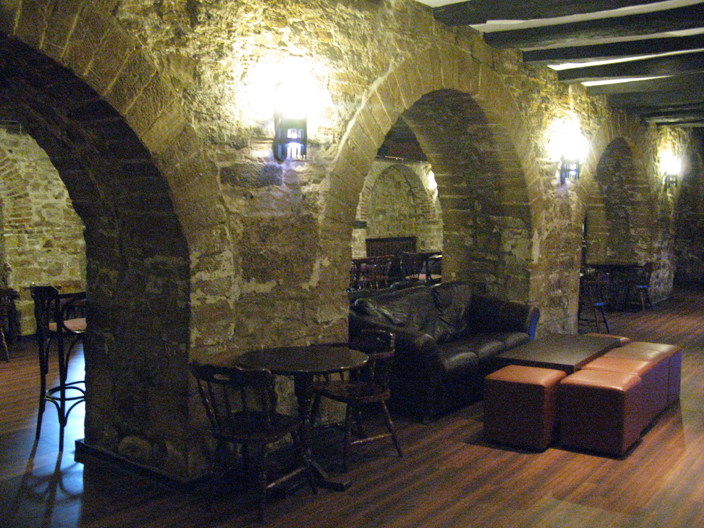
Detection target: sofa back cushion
<box><xmin>430</xmin><ymin>282</ymin><xmax>472</xmax><ymax>342</ymax></box>
<box><xmin>351</xmin><ymin>282</ymin><xmax>475</xmax><ymax>343</ymax></box>
<box><xmin>351</xmin><ymin>285</ymin><xmax>428</xmax><ymax>328</ymax></box>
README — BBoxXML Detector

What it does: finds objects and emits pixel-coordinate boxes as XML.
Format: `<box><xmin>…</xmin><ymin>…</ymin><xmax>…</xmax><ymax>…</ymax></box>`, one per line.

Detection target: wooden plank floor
<box><xmin>2</xmin><ymin>285</ymin><xmax>704</xmax><ymax>527</ymax></box>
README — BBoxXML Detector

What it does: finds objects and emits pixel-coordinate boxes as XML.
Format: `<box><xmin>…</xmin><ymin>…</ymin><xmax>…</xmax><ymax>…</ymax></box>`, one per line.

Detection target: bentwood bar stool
<box><xmin>31</xmin><ymin>285</ymin><xmax>87</xmax><ymax>451</ymax></box>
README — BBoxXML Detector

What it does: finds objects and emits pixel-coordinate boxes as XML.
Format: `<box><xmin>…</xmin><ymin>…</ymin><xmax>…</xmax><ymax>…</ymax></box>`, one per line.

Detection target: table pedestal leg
<box><xmin>294</xmin><ymin>373</ymin><xmax>352</xmax><ymax>491</ymax></box>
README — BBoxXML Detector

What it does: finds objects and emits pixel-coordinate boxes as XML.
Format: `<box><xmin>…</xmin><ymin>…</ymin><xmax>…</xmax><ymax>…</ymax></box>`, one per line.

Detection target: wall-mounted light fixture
<box><xmin>660</xmin><ymin>151</ymin><xmax>681</xmax><ymax>191</ymax></box>
<box><xmin>548</xmin><ymin>117</ymin><xmax>589</xmax><ymax>185</ymax></box>
<box><xmin>560</xmin><ymin>157</ymin><xmax>581</xmax><ymax>184</ymax></box>
<box><xmin>273</xmin><ymin>81</ymin><xmax>307</xmax><ymax>162</ymax></box>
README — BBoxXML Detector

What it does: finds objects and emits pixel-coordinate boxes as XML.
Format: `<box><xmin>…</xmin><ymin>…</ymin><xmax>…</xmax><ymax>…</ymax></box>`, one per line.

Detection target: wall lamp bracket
<box><xmin>663</xmin><ymin>173</ymin><xmax>678</xmax><ymax>190</ymax></box>
<box><xmin>560</xmin><ymin>157</ymin><xmax>581</xmax><ymax>185</ymax></box>
<box><xmin>273</xmin><ymin>82</ymin><xmax>307</xmax><ymax>162</ymax></box>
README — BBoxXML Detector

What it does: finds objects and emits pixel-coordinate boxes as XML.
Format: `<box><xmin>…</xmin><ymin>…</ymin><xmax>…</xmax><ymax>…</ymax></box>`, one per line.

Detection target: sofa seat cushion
<box><xmin>492</xmin><ymin>331</ymin><xmax>531</xmax><ymax>350</ymax></box>
<box><xmin>437</xmin><ymin>341</ymin><xmax>479</xmax><ymax>378</ymax></box>
<box><xmin>467</xmin><ymin>334</ymin><xmax>506</xmax><ymax>362</ymax></box>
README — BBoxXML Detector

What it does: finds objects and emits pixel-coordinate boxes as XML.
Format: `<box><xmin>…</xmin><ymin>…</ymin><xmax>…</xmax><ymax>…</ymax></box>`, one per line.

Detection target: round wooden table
<box><xmin>234</xmin><ymin>344</ymin><xmax>369</xmax><ymax>490</ymax></box>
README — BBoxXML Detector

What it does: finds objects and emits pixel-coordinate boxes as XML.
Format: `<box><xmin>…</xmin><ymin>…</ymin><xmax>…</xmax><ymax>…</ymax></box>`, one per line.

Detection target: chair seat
<box><xmin>219</xmin><ymin>411</ymin><xmax>301</xmax><ymax>443</ymax></box>
<box><xmin>313</xmin><ymin>380</ymin><xmax>390</xmax><ymax>403</ymax></box>
<box><xmin>49</xmin><ymin>317</ymin><xmax>87</xmax><ymax>333</ymax></box>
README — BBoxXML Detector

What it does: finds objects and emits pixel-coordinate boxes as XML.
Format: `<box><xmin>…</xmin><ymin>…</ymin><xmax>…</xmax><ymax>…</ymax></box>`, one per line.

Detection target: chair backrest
<box><xmin>581</xmin><ymin>277</ymin><xmax>610</xmax><ymax>306</ymax></box>
<box><xmin>636</xmin><ymin>262</ymin><xmax>654</xmax><ymax>285</ymax></box>
<box><xmin>190</xmin><ymin>363</ymin><xmax>278</xmax><ymax>437</ymax></box>
<box><xmin>30</xmin><ymin>286</ymin><xmax>86</xmax><ymax>339</ymax></box>
<box><xmin>30</xmin><ymin>286</ymin><xmax>61</xmax><ymax>341</ymax></box>
<box><xmin>350</xmin><ymin>329</ymin><xmax>396</xmax><ymax>389</ymax></box>
<box><xmin>0</xmin><ymin>288</ymin><xmax>15</xmax><ymax>321</ymax></box>
<box><xmin>401</xmin><ymin>252</ymin><xmax>425</xmax><ymax>281</ymax></box>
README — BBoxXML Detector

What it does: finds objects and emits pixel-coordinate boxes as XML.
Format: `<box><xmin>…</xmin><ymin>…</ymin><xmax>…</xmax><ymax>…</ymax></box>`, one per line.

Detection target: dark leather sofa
<box><xmin>348</xmin><ymin>281</ymin><xmax>540</xmax><ymax>421</ymax></box>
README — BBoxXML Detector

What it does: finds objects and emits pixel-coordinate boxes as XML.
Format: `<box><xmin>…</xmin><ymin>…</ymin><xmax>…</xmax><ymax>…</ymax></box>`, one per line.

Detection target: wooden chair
<box><xmin>31</xmin><ymin>286</ymin><xmax>86</xmax><ymax>451</ymax></box>
<box><xmin>579</xmin><ymin>276</ymin><xmax>611</xmax><ymax>334</ymax></box>
<box><xmin>311</xmin><ymin>329</ymin><xmax>402</xmax><ymax>472</ymax></box>
<box><xmin>399</xmin><ymin>252</ymin><xmax>420</xmax><ymax>282</ymax></box>
<box><xmin>0</xmin><ymin>287</ymin><xmax>18</xmax><ymax>362</ymax></box>
<box><xmin>190</xmin><ymin>363</ymin><xmax>316</xmax><ymax>523</ymax></box>
<box><xmin>633</xmin><ymin>262</ymin><xmax>654</xmax><ymax>311</ymax></box>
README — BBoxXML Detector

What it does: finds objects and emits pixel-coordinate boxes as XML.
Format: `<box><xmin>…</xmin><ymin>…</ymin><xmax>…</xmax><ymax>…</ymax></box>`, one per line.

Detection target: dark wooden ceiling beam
<box><xmin>609</xmin><ymin>88</ymin><xmax>704</xmax><ymax>111</ymax></box>
<box><xmin>484</xmin><ymin>4</ymin><xmax>704</xmax><ymax>49</ymax></box>
<box><xmin>433</xmin><ymin>0</ymin><xmax>670</xmax><ymax>26</ymax></box>
<box><xmin>557</xmin><ymin>51</ymin><xmax>704</xmax><ymax>83</ymax></box>
<box><xmin>623</xmin><ymin>102</ymin><xmax>704</xmax><ymax>119</ymax></box>
<box><xmin>586</xmin><ymin>72</ymin><xmax>704</xmax><ymax>95</ymax></box>
<box><xmin>523</xmin><ymin>34</ymin><xmax>704</xmax><ymax>64</ymax></box>
<box><xmin>645</xmin><ymin>113</ymin><xmax>704</xmax><ymax>125</ymax></box>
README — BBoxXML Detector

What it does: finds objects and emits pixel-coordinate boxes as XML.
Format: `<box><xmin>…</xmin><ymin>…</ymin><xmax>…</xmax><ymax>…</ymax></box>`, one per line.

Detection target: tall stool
<box><xmin>0</xmin><ymin>288</ymin><xmax>16</xmax><ymax>362</ymax></box>
<box><xmin>484</xmin><ymin>365</ymin><xmax>566</xmax><ymax>451</ymax></box>
<box><xmin>31</xmin><ymin>286</ymin><xmax>87</xmax><ymax>451</ymax></box>
<box><xmin>579</xmin><ymin>276</ymin><xmax>611</xmax><ymax>333</ymax></box>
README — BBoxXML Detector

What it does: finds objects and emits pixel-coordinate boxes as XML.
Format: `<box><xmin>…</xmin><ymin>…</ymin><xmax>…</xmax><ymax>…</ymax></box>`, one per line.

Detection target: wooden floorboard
<box><xmin>2</xmin><ymin>285</ymin><xmax>704</xmax><ymax>527</ymax></box>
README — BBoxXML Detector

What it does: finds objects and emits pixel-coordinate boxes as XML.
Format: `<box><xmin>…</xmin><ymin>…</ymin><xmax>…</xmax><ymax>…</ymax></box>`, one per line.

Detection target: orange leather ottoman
<box><xmin>559</xmin><ymin>369</ymin><xmax>643</xmax><ymax>456</ymax></box>
<box><xmin>583</xmin><ymin>355</ymin><xmax>667</xmax><ymax>430</ymax></box>
<box><xmin>484</xmin><ymin>365</ymin><xmax>566</xmax><ymax>451</ymax></box>
<box><xmin>604</xmin><ymin>341</ymin><xmax>682</xmax><ymax>406</ymax></box>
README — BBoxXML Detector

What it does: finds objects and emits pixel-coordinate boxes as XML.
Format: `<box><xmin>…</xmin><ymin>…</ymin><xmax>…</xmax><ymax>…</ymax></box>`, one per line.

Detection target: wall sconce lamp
<box><xmin>663</xmin><ymin>172</ymin><xmax>678</xmax><ymax>190</ymax></box>
<box><xmin>560</xmin><ymin>157</ymin><xmax>581</xmax><ymax>185</ymax></box>
<box><xmin>660</xmin><ymin>152</ymin><xmax>681</xmax><ymax>191</ymax></box>
<box><xmin>273</xmin><ymin>81</ymin><xmax>307</xmax><ymax>162</ymax></box>
<box><xmin>548</xmin><ymin>117</ymin><xmax>588</xmax><ymax>186</ymax></box>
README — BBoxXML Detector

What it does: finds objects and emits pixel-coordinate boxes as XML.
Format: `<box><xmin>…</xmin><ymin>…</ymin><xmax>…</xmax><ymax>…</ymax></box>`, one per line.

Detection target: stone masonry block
<box><xmin>366</xmin><ymin>90</ymin><xmax>392</xmax><ymax>136</ymax></box>
<box><xmin>142</xmin><ymin>101</ymin><xmax>189</xmax><ymax>155</ymax></box>
<box><xmin>426</xmin><ymin>46</ymin><xmax>444</xmax><ymax>89</ymax></box>
<box><xmin>439</xmin><ymin>45</ymin><xmax>461</xmax><ymax>90</ymax></box>
<box><xmin>43</xmin><ymin>0</ymin><xmax>85</xmax><ymax>59</ymax></box>
<box><xmin>394</xmin><ymin>61</ymin><xmax>423</xmax><ymax>108</ymax></box>
<box><xmin>375</xmin><ymin>71</ymin><xmax>405</xmax><ymax>120</ymax></box>
<box><xmin>356</xmin><ymin>103</ymin><xmax>387</xmax><ymax>148</ymax></box>
<box><xmin>14</xmin><ymin>1</ymin><xmax>50</xmax><ymax>49</ymax></box>
<box><xmin>125</xmin><ymin>76</ymin><xmax>175</xmax><ymax>137</ymax></box>
<box><xmin>65</xmin><ymin>6</ymin><xmax>112</xmax><ymax>76</ymax></box>
<box><xmin>107</xmin><ymin>51</ymin><xmax>157</xmax><ymax>114</ymax></box>
<box><xmin>85</xmin><ymin>24</ymin><xmax>135</xmax><ymax>95</ymax></box>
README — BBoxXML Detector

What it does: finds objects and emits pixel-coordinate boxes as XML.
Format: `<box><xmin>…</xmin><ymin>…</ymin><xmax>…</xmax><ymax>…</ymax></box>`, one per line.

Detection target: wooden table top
<box><xmin>233</xmin><ymin>344</ymin><xmax>369</xmax><ymax>376</ymax></box>
<box><xmin>494</xmin><ymin>333</ymin><xmax>623</xmax><ymax>373</ymax></box>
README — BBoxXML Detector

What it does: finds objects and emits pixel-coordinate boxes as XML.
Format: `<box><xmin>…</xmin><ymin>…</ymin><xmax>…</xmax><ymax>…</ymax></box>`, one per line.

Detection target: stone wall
<box><xmin>0</xmin><ymin>126</ymin><xmax>86</xmax><ymax>334</ymax></box>
<box><xmin>674</xmin><ymin>145</ymin><xmax>704</xmax><ymax>284</ymax></box>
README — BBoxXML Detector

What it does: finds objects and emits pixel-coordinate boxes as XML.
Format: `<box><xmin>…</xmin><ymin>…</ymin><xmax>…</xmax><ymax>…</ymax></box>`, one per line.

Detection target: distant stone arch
<box><xmin>327</xmin><ymin>46</ymin><xmax>544</xmax><ymax>301</ymax></box>
<box><xmin>353</xmin><ymin>161</ymin><xmax>442</xmax><ymax>257</ymax></box>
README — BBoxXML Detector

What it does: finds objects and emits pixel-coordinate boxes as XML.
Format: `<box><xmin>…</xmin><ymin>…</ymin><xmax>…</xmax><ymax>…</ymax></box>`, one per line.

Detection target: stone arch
<box><xmin>0</xmin><ymin>9</ymin><xmax>204</xmax><ymax>476</ymax></box>
<box><xmin>326</xmin><ymin>46</ymin><xmax>543</xmax><ymax>302</ymax></box>
<box><xmin>354</xmin><ymin>161</ymin><xmax>442</xmax><ymax>255</ymax></box>
<box><xmin>577</xmin><ymin>129</ymin><xmax>653</xmax><ymax>266</ymax></box>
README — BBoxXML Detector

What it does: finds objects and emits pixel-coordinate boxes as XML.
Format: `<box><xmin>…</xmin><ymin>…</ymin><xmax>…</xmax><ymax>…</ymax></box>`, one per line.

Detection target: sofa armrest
<box><xmin>466</xmin><ymin>295</ymin><xmax>540</xmax><ymax>340</ymax></box>
<box><xmin>349</xmin><ymin>311</ymin><xmax>438</xmax><ymax>359</ymax></box>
